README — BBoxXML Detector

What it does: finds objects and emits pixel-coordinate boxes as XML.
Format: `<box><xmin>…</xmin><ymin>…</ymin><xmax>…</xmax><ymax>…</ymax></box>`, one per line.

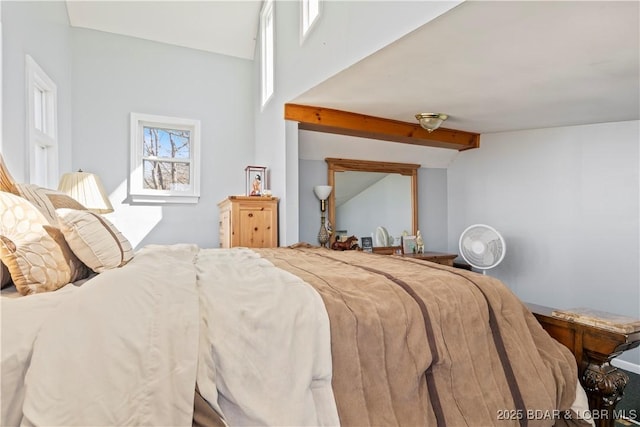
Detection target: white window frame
<box><xmin>26</xmin><ymin>55</ymin><xmax>58</xmax><ymax>187</ymax></box>
<box><xmin>260</xmin><ymin>0</ymin><xmax>274</xmax><ymax>107</ymax></box>
<box><xmin>301</xmin><ymin>0</ymin><xmax>320</xmax><ymax>41</ymax></box>
<box><xmin>129</xmin><ymin>112</ymin><xmax>201</xmax><ymax>204</ymax></box>
<box><xmin>0</xmin><ymin>9</ymin><xmax>3</xmax><ymax>155</ymax></box>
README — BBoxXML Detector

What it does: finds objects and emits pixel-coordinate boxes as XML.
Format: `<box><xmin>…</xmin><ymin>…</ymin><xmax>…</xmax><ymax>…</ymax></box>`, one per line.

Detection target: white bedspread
<box><xmin>0</xmin><ymin>245</ymin><xmax>339</xmax><ymax>426</ymax></box>
<box><xmin>195</xmin><ymin>248</ymin><xmax>338</xmax><ymax>426</ymax></box>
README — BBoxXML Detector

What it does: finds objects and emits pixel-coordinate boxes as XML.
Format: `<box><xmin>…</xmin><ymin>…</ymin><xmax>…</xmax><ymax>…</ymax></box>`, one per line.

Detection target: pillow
<box><xmin>16</xmin><ymin>183</ymin><xmax>58</xmax><ymax>224</ymax></box>
<box><xmin>56</xmin><ymin>209</ymin><xmax>134</xmax><ymax>273</ymax></box>
<box><xmin>47</xmin><ymin>192</ymin><xmax>86</xmax><ymax>210</ymax></box>
<box><xmin>0</xmin><ymin>155</ymin><xmax>19</xmax><ymax>195</ymax></box>
<box><xmin>0</xmin><ymin>191</ymin><xmax>71</xmax><ymax>295</ymax></box>
<box><xmin>1</xmin><ymin>261</ymin><xmax>12</xmax><ymax>289</ymax></box>
<box><xmin>16</xmin><ymin>183</ymin><xmax>86</xmax><ymax>225</ymax></box>
<box><xmin>43</xmin><ymin>225</ymin><xmax>92</xmax><ymax>283</ymax></box>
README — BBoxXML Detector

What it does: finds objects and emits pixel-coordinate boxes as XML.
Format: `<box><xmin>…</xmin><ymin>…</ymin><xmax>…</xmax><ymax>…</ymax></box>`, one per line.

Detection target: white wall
<box><xmin>255</xmin><ymin>1</ymin><xmax>462</xmax><ymax>245</ymax></box>
<box><xmin>71</xmin><ymin>28</ymin><xmax>254</xmax><ymax>248</ymax></box>
<box><xmin>2</xmin><ymin>1</ymin><xmax>254</xmax><ymax>249</ymax></box>
<box><xmin>1</xmin><ymin>0</ymin><xmax>73</xmax><ymax>179</ymax></box>
<box><xmin>448</xmin><ymin>120</ymin><xmax>640</xmax><ymax>368</ymax></box>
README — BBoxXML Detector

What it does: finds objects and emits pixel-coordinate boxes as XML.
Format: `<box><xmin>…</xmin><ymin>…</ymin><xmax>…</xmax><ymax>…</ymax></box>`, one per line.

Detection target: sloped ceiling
<box><xmin>66</xmin><ymin>1</ymin><xmax>639</xmax><ymax>135</ymax></box>
<box><xmin>66</xmin><ymin>1</ymin><xmax>262</xmax><ymax>60</ymax></box>
<box><xmin>292</xmin><ymin>1</ymin><xmax>640</xmax><ymax>134</ymax></box>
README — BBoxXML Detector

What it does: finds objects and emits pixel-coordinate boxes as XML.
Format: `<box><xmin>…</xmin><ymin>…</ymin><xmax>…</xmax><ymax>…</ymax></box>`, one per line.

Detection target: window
<box><xmin>260</xmin><ymin>0</ymin><xmax>274</xmax><ymax>106</ymax></box>
<box><xmin>129</xmin><ymin>113</ymin><xmax>201</xmax><ymax>204</ymax></box>
<box><xmin>0</xmin><ymin>15</ymin><xmax>3</xmax><ymax>156</ymax></box>
<box><xmin>301</xmin><ymin>0</ymin><xmax>320</xmax><ymax>39</ymax></box>
<box><xmin>26</xmin><ymin>55</ymin><xmax>57</xmax><ymax>187</ymax></box>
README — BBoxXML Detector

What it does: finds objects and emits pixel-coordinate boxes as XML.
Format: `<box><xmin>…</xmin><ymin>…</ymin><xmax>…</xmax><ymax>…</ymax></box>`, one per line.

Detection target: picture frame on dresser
<box><xmin>245</xmin><ymin>166</ymin><xmax>267</xmax><ymax>196</ymax></box>
<box><xmin>401</xmin><ymin>235</ymin><xmax>417</xmax><ymax>254</ymax></box>
<box><xmin>360</xmin><ymin>237</ymin><xmax>373</xmax><ymax>253</ymax></box>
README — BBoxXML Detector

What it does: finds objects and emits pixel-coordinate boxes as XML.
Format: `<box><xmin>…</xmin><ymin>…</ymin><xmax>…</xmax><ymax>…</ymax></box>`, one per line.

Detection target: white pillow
<box><xmin>16</xmin><ymin>183</ymin><xmax>59</xmax><ymax>225</ymax></box>
<box><xmin>56</xmin><ymin>209</ymin><xmax>134</xmax><ymax>273</ymax></box>
<box><xmin>17</xmin><ymin>183</ymin><xmax>87</xmax><ymax>222</ymax></box>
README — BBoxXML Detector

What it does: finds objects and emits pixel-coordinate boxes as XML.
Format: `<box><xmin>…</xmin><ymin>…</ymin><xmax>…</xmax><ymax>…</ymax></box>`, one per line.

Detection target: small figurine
<box><xmin>331</xmin><ymin>235</ymin><xmax>359</xmax><ymax>251</ymax></box>
<box><xmin>250</xmin><ymin>174</ymin><xmax>261</xmax><ymax>196</ymax></box>
<box><xmin>416</xmin><ymin>230</ymin><xmax>424</xmax><ymax>254</ymax></box>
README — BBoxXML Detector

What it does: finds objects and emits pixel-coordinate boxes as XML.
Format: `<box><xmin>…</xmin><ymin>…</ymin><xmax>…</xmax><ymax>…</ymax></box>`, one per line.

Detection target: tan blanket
<box><xmin>256</xmin><ymin>246</ymin><xmax>581</xmax><ymax>427</ymax></box>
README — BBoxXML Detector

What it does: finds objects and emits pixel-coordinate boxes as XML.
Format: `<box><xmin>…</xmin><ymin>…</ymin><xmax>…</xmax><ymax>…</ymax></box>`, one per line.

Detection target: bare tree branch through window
<box><xmin>142</xmin><ymin>126</ymin><xmax>191</xmax><ymax>191</ymax></box>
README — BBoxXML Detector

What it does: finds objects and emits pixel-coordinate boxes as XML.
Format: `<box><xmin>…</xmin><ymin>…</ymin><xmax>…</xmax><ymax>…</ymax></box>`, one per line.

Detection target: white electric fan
<box><xmin>458</xmin><ymin>224</ymin><xmax>506</xmax><ymax>274</ymax></box>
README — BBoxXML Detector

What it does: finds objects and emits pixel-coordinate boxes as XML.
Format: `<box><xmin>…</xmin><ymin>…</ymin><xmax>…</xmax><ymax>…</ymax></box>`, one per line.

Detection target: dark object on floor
<box><xmin>614</xmin><ymin>369</ymin><xmax>639</xmax><ymax>426</ymax></box>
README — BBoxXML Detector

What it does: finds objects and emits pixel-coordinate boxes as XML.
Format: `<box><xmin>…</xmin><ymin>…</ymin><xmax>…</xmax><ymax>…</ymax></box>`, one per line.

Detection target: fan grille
<box><xmin>459</xmin><ymin>225</ymin><xmax>506</xmax><ymax>270</ymax></box>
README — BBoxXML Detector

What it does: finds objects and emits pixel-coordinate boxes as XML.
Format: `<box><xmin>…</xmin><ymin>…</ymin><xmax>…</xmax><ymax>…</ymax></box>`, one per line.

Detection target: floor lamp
<box><xmin>313</xmin><ymin>185</ymin><xmax>332</xmax><ymax>247</ymax></box>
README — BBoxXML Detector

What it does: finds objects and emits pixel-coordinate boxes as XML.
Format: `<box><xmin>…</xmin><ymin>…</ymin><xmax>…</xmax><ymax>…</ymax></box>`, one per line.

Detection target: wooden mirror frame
<box><xmin>326</xmin><ymin>158</ymin><xmax>420</xmax><ymax>244</ymax></box>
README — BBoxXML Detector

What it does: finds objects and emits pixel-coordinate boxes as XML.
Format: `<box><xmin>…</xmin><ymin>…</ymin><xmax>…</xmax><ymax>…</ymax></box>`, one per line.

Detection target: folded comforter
<box><xmin>256</xmin><ymin>246</ymin><xmax>585</xmax><ymax>427</ymax></box>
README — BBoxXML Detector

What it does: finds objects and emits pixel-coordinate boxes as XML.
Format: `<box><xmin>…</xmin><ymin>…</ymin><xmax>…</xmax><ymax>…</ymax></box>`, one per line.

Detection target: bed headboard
<box><xmin>0</xmin><ymin>155</ymin><xmax>19</xmax><ymax>195</ymax></box>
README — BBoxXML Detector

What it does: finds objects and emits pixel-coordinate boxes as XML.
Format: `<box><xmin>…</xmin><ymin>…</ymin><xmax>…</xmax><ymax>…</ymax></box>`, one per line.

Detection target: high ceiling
<box><xmin>67</xmin><ymin>1</ymin><xmax>639</xmax><ymax>135</ymax></box>
<box><xmin>66</xmin><ymin>1</ymin><xmax>262</xmax><ymax>60</ymax></box>
<box><xmin>293</xmin><ymin>1</ymin><xmax>640</xmax><ymax>134</ymax></box>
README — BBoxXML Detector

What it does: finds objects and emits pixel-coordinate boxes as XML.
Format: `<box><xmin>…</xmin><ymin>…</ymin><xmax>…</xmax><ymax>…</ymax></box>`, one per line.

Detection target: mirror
<box><xmin>326</xmin><ymin>158</ymin><xmax>419</xmax><ymax>247</ymax></box>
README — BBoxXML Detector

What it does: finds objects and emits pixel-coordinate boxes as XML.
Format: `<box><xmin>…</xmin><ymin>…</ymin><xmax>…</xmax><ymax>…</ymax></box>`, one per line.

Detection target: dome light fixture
<box><xmin>415</xmin><ymin>113</ymin><xmax>448</xmax><ymax>133</ymax></box>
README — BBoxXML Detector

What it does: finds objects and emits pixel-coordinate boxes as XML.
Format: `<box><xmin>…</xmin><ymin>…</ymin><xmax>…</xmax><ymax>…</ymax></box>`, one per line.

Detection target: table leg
<box><xmin>581</xmin><ymin>352</ymin><xmax>629</xmax><ymax>427</ymax></box>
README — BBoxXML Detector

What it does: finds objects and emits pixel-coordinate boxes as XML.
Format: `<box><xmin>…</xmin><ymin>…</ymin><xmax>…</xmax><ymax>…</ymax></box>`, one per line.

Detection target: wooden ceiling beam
<box><xmin>284</xmin><ymin>103</ymin><xmax>479</xmax><ymax>151</ymax></box>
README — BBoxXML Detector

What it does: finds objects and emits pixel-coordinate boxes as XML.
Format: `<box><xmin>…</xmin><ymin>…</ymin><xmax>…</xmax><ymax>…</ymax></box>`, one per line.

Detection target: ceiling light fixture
<box><xmin>415</xmin><ymin>113</ymin><xmax>448</xmax><ymax>133</ymax></box>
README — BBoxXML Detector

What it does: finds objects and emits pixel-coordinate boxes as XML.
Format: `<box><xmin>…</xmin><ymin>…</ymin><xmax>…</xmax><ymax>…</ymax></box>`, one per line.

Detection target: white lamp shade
<box><xmin>313</xmin><ymin>185</ymin><xmax>333</xmax><ymax>200</ymax></box>
<box><xmin>58</xmin><ymin>171</ymin><xmax>114</xmax><ymax>214</ymax></box>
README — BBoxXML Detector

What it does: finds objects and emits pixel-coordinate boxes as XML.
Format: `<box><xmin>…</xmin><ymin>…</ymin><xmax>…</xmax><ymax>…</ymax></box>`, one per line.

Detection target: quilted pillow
<box><xmin>1</xmin><ymin>261</ymin><xmax>11</xmax><ymax>289</ymax></box>
<box><xmin>0</xmin><ymin>191</ymin><xmax>71</xmax><ymax>295</ymax></box>
<box><xmin>17</xmin><ymin>183</ymin><xmax>87</xmax><ymax>225</ymax></box>
<box><xmin>56</xmin><ymin>209</ymin><xmax>134</xmax><ymax>273</ymax></box>
<box><xmin>43</xmin><ymin>225</ymin><xmax>92</xmax><ymax>283</ymax></box>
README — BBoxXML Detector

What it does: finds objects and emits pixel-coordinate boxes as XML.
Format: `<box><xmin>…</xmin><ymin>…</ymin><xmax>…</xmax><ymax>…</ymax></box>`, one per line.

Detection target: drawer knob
<box><xmin>248</xmin><ymin>213</ymin><xmax>254</xmax><ymax>217</ymax></box>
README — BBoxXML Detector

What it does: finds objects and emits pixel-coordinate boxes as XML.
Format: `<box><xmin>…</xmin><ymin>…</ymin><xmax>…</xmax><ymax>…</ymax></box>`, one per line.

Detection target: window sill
<box><xmin>129</xmin><ymin>194</ymin><xmax>199</xmax><ymax>204</ymax></box>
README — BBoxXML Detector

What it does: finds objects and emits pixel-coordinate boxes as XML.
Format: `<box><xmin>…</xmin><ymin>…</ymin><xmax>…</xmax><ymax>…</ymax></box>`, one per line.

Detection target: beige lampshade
<box><xmin>57</xmin><ymin>171</ymin><xmax>114</xmax><ymax>214</ymax></box>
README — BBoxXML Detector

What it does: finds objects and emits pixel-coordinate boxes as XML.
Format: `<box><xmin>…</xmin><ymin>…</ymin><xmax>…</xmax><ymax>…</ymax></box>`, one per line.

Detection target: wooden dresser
<box><xmin>370</xmin><ymin>247</ymin><xmax>458</xmax><ymax>267</ymax></box>
<box><xmin>400</xmin><ymin>252</ymin><xmax>458</xmax><ymax>266</ymax></box>
<box><xmin>218</xmin><ymin>196</ymin><xmax>278</xmax><ymax>248</ymax></box>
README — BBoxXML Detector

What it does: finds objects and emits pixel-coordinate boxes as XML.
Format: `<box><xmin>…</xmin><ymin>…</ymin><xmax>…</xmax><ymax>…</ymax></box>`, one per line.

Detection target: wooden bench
<box><xmin>527</xmin><ymin>303</ymin><xmax>640</xmax><ymax>427</ymax></box>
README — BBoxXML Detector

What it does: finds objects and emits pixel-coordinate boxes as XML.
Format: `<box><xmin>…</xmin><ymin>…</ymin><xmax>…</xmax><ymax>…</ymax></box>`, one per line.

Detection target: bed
<box><xmin>0</xmin><ymin>156</ymin><xmax>593</xmax><ymax>426</ymax></box>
